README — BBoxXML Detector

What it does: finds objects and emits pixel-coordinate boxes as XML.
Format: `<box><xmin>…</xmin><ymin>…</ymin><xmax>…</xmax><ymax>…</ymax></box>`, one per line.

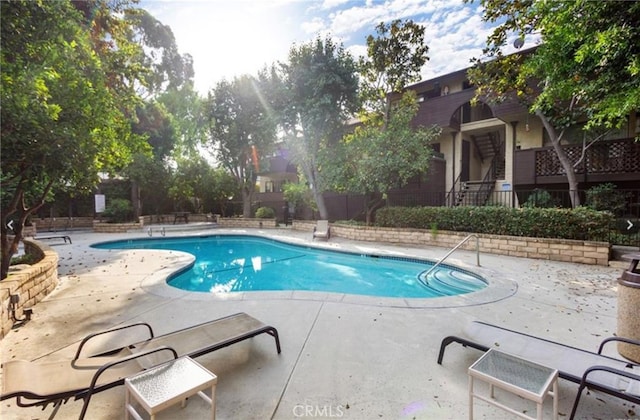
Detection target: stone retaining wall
<box><xmin>36</xmin><ymin>215</ymin><xmax>215</xmax><ymax>231</ymax></box>
<box><xmin>139</xmin><ymin>214</ymin><xmax>216</xmax><ymax>224</ymax></box>
<box><xmin>0</xmin><ymin>239</ymin><xmax>59</xmax><ymax>338</ymax></box>
<box><xmin>93</xmin><ymin>220</ymin><xmax>143</xmax><ymax>233</ymax></box>
<box><xmin>293</xmin><ymin>220</ymin><xmax>610</xmax><ymax>266</ymax></box>
<box><xmin>36</xmin><ymin>217</ymin><xmax>94</xmax><ymax>230</ymax></box>
<box><xmin>218</xmin><ymin>218</ymin><xmax>277</xmax><ymax>229</ymax></box>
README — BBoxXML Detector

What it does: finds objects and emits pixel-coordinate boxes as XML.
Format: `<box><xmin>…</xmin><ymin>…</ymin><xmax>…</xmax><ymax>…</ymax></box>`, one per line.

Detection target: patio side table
<box><xmin>125</xmin><ymin>356</ymin><xmax>217</xmax><ymax>420</ymax></box>
<box><xmin>468</xmin><ymin>348</ymin><xmax>558</xmax><ymax>420</ymax></box>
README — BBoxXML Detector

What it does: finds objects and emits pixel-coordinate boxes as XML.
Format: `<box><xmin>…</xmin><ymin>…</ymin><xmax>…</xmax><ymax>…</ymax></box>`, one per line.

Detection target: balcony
<box><xmin>514</xmin><ymin>138</ymin><xmax>640</xmax><ymax>186</ymax></box>
<box><xmin>262</xmin><ymin>156</ymin><xmax>297</xmax><ymax>175</ymax></box>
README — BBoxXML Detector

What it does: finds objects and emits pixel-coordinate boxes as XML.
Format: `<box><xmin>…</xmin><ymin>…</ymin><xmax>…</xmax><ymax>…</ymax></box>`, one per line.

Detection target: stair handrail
<box><xmin>475</xmin><ymin>155</ymin><xmax>501</xmax><ymax>205</ymax></box>
<box><xmin>445</xmin><ymin>172</ymin><xmax>463</xmax><ymax>207</ymax></box>
<box><xmin>421</xmin><ymin>234</ymin><xmax>481</xmax><ymax>280</ymax></box>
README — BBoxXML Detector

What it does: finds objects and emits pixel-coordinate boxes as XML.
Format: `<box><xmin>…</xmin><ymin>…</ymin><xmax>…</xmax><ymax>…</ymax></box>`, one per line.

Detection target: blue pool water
<box><xmin>92</xmin><ymin>235</ymin><xmax>487</xmax><ymax>298</ymax></box>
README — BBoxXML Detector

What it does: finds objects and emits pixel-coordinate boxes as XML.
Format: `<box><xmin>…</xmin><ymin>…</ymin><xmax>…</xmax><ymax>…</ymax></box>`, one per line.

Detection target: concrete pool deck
<box><xmin>0</xmin><ymin>227</ymin><xmax>635</xmax><ymax>419</ymax></box>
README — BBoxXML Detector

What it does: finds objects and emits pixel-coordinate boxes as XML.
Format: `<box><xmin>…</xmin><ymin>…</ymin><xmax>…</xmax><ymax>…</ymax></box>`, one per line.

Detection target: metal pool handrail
<box><xmin>422</xmin><ymin>234</ymin><xmax>481</xmax><ymax>280</ymax></box>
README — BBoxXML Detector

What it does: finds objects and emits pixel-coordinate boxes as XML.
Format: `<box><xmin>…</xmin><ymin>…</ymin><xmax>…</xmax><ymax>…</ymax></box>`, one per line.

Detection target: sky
<box><xmin>141</xmin><ymin>0</ymin><xmax>532</xmax><ymax>94</ymax></box>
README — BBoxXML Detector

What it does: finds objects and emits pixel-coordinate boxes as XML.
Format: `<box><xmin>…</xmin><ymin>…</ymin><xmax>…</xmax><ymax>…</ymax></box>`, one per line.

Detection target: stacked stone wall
<box><xmin>35</xmin><ymin>217</ymin><xmax>94</xmax><ymax>230</ymax></box>
<box><xmin>139</xmin><ymin>214</ymin><xmax>215</xmax><ymax>224</ymax></box>
<box><xmin>1</xmin><ymin>239</ymin><xmax>59</xmax><ymax>338</ymax></box>
<box><xmin>217</xmin><ymin>218</ymin><xmax>277</xmax><ymax>229</ymax></box>
<box><xmin>293</xmin><ymin>221</ymin><xmax>609</xmax><ymax>266</ymax></box>
<box><xmin>93</xmin><ymin>221</ymin><xmax>143</xmax><ymax>233</ymax></box>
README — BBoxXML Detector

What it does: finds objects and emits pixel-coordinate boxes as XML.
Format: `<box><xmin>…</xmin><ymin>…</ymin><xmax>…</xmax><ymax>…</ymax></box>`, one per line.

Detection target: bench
<box><xmin>173</xmin><ymin>212</ymin><xmax>190</xmax><ymax>224</ymax></box>
<box><xmin>34</xmin><ymin>235</ymin><xmax>72</xmax><ymax>244</ymax></box>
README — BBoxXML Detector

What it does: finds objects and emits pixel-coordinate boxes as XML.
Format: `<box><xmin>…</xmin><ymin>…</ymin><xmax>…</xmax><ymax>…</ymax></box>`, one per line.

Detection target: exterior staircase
<box><xmin>448</xmin><ymin>130</ymin><xmax>506</xmax><ymax>207</ymax></box>
<box><xmin>455</xmin><ymin>181</ymin><xmax>495</xmax><ymax>206</ymax></box>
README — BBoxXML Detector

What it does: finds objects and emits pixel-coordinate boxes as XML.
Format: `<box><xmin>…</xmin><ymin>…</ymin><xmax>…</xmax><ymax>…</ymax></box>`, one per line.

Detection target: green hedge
<box><xmin>375</xmin><ymin>206</ymin><xmax>614</xmax><ymax>242</ymax></box>
<box><xmin>255</xmin><ymin>206</ymin><xmax>275</xmax><ymax>219</ymax></box>
<box><xmin>102</xmin><ymin>198</ymin><xmax>134</xmax><ymax>223</ymax></box>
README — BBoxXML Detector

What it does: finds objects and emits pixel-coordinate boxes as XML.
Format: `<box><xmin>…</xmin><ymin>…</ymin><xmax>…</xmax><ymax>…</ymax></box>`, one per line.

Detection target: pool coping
<box><xmin>124</xmin><ymin>231</ymin><xmax>519</xmax><ymax>309</ymax></box>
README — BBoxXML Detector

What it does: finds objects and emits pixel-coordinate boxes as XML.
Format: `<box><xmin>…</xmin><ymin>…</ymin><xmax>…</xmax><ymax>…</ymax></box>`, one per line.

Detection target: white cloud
<box><xmin>141</xmin><ymin>0</ymin><xmax>496</xmax><ymax>92</ymax></box>
<box><xmin>301</xmin><ymin>16</ymin><xmax>327</xmax><ymax>35</ymax></box>
<box><xmin>320</xmin><ymin>0</ymin><xmax>352</xmax><ymax>10</ymax></box>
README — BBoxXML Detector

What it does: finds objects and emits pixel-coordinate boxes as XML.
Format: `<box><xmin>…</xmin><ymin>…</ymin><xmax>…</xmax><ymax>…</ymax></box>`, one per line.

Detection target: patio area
<box><xmin>0</xmin><ymin>227</ymin><xmax>633</xmax><ymax>419</ymax></box>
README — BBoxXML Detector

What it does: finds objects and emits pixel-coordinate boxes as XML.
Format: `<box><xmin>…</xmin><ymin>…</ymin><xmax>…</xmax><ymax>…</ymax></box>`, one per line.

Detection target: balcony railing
<box><xmin>514</xmin><ymin>138</ymin><xmax>640</xmax><ymax>185</ymax></box>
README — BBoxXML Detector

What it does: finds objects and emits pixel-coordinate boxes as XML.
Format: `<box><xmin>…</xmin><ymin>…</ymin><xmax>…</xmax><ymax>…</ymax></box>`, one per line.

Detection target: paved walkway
<box><xmin>0</xmin><ymin>227</ymin><xmax>633</xmax><ymax>419</ymax></box>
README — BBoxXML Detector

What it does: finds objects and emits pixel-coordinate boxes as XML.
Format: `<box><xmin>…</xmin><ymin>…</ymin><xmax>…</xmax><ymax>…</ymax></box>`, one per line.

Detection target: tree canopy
<box><xmin>323</xmin><ymin>19</ymin><xmax>438</xmax><ymax>224</ymax></box>
<box><xmin>0</xmin><ymin>0</ymin><xmax>188</xmax><ymax>279</ymax></box>
<box><xmin>325</xmin><ymin>92</ymin><xmax>440</xmax><ymax>223</ymax></box>
<box><xmin>467</xmin><ymin>0</ymin><xmax>640</xmax><ymax>207</ymax></box>
<box><xmin>206</xmin><ymin>74</ymin><xmax>278</xmax><ymax>217</ymax></box>
<box><xmin>125</xmin><ymin>8</ymin><xmax>194</xmax><ymax>96</ymax></box>
<box><xmin>359</xmin><ymin>19</ymin><xmax>429</xmax><ymax>119</ymax></box>
<box><xmin>274</xmin><ymin>36</ymin><xmax>360</xmax><ymax>220</ymax></box>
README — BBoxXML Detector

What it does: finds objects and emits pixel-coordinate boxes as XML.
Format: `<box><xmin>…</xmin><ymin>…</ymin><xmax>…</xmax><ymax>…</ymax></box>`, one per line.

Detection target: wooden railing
<box><xmin>514</xmin><ymin>138</ymin><xmax>640</xmax><ymax>185</ymax></box>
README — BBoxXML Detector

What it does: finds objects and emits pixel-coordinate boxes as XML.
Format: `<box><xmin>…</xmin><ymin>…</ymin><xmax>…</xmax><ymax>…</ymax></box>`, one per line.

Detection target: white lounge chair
<box><xmin>1</xmin><ymin>312</ymin><xmax>281</xmax><ymax>419</ymax></box>
<box><xmin>312</xmin><ymin>220</ymin><xmax>330</xmax><ymax>240</ymax></box>
<box><xmin>437</xmin><ymin>321</ymin><xmax>640</xmax><ymax>419</ymax></box>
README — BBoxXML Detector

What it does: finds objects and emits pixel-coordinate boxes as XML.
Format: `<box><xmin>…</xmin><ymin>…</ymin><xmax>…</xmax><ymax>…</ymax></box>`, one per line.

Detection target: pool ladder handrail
<box><xmin>421</xmin><ymin>234</ymin><xmax>481</xmax><ymax>281</ymax></box>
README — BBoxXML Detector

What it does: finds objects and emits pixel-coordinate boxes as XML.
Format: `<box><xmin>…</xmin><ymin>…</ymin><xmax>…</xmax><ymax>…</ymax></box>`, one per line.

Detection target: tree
<box><xmin>325</xmin><ymin>94</ymin><xmax>440</xmax><ymax>225</ymax></box>
<box><xmin>124</xmin><ymin>152</ymin><xmax>172</xmax><ymax>216</ymax></box>
<box><xmin>210</xmin><ymin>168</ymin><xmax>240</xmax><ymax>217</ymax></box>
<box><xmin>128</xmin><ymin>100</ymin><xmax>176</xmax><ymax>218</ymax></box>
<box><xmin>0</xmin><ymin>0</ymin><xmax>148</xmax><ymax>279</ymax></box>
<box><xmin>206</xmin><ymin>74</ymin><xmax>277</xmax><ymax>217</ymax></box>
<box><xmin>359</xmin><ymin>19</ymin><xmax>429</xmax><ymax>123</ymax></box>
<box><xmin>167</xmin><ymin>156</ymin><xmax>217</xmax><ymax>213</ymax></box>
<box><xmin>125</xmin><ymin>9</ymin><xmax>194</xmax><ymax>96</ymax></box>
<box><xmin>467</xmin><ymin>0</ymin><xmax>640</xmax><ymax>207</ymax></box>
<box><xmin>117</xmin><ymin>7</ymin><xmax>195</xmax><ymax>218</ymax></box>
<box><xmin>132</xmin><ymin>101</ymin><xmax>176</xmax><ymax>161</ymax></box>
<box><xmin>157</xmin><ymin>82</ymin><xmax>208</xmax><ymax>158</ymax></box>
<box><xmin>323</xmin><ymin>20</ymin><xmax>438</xmax><ymax>225</ymax></box>
<box><xmin>272</xmin><ymin>36</ymin><xmax>360</xmax><ymax>220</ymax></box>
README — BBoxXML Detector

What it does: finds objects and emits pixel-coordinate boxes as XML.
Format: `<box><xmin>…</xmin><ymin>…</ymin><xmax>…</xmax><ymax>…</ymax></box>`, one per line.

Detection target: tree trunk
<box><xmin>242</xmin><ymin>186</ymin><xmax>253</xmax><ymax>218</ymax></box>
<box><xmin>131</xmin><ymin>181</ymin><xmax>141</xmax><ymax>219</ymax></box>
<box><xmin>551</xmin><ymin>141</ymin><xmax>581</xmax><ymax>208</ymax></box>
<box><xmin>536</xmin><ymin>110</ymin><xmax>581</xmax><ymax>208</ymax></box>
<box><xmin>1</xmin><ymin>180</ymin><xmax>52</xmax><ymax>279</ymax></box>
<box><xmin>1</xmin><ymin>214</ymin><xmax>28</xmax><ymax>280</ymax></box>
<box><xmin>312</xmin><ymin>187</ymin><xmax>328</xmax><ymax>220</ymax></box>
<box><xmin>303</xmin><ymin>164</ymin><xmax>329</xmax><ymax>220</ymax></box>
<box><xmin>364</xmin><ymin>192</ymin><xmax>385</xmax><ymax>226</ymax></box>
<box><xmin>0</xmin><ymin>227</ymin><xmax>20</xmax><ymax>280</ymax></box>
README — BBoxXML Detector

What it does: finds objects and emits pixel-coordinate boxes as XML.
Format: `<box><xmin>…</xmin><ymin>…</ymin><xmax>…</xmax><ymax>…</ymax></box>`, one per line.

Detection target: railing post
<box><xmin>420</xmin><ymin>234</ymin><xmax>481</xmax><ymax>284</ymax></box>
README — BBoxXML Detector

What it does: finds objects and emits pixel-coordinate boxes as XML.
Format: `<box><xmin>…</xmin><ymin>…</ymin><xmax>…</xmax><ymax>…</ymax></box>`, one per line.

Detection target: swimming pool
<box><xmin>93</xmin><ymin>235</ymin><xmax>487</xmax><ymax>298</ymax></box>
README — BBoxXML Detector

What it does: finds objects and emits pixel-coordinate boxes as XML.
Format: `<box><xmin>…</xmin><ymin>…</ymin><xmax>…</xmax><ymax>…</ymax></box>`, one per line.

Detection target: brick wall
<box><xmin>218</xmin><ymin>218</ymin><xmax>277</xmax><ymax>229</ymax></box>
<box><xmin>0</xmin><ymin>239</ymin><xmax>59</xmax><ymax>338</ymax></box>
<box><xmin>35</xmin><ymin>217</ymin><xmax>94</xmax><ymax>230</ymax></box>
<box><xmin>139</xmin><ymin>214</ymin><xmax>216</xmax><ymax>224</ymax></box>
<box><xmin>293</xmin><ymin>220</ymin><xmax>610</xmax><ymax>266</ymax></box>
<box><xmin>93</xmin><ymin>220</ymin><xmax>143</xmax><ymax>233</ymax></box>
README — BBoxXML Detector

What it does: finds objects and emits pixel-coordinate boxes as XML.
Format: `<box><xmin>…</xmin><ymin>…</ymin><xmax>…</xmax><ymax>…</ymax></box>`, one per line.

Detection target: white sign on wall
<box><xmin>95</xmin><ymin>194</ymin><xmax>106</xmax><ymax>213</ymax></box>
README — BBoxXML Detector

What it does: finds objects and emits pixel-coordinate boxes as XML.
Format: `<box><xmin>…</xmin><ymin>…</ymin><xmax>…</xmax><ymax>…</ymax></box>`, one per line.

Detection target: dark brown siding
<box><xmin>412</xmin><ymin>89</ymin><xmax>475</xmax><ymax>129</ymax></box>
<box><xmin>514</xmin><ymin>149</ymin><xmax>536</xmax><ymax>185</ymax></box>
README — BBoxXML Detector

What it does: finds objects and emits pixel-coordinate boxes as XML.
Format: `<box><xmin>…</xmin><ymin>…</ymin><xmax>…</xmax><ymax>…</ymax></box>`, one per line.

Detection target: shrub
<box><xmin>283</xmin><ymin>182</ymin><xmax>316</xmax><ymax>214</ymax></box>
<box><xmin>375</xmin><ymin>205</ymin><xmax>613</xmax><ymax>241</ymax></box>
<box><xmin>255</xmin><ymin>206</ymin><xmax>275</xmax><ymax>219</ymax></box>
<box><xmin>10</xmin><ymin>253</ymin><xmax>38</xmax><ymax>266</ymax></box>
<box><xmin>522</xmin><ymin>189</ymin><xmax>559</xmax><ymax>208</ymax></box>
<box><xmin>585</xmin><ymin>183</ymin><xmax>628</xmax><ymax>215</ymax></box>
<box><xmin>102</xmin><ymin>198</ymin><xmax>133</xmax><ymax>223</ymax></box>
